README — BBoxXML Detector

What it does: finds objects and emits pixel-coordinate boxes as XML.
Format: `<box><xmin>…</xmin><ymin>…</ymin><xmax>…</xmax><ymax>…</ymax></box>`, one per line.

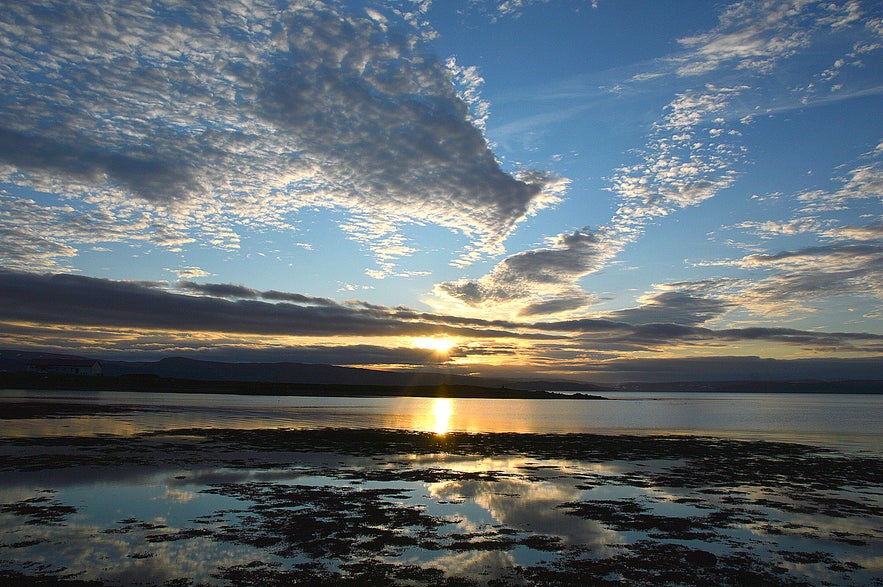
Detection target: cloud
<box><xmin>732</xmin><ymin>218</ymin><xmax>827</xmax><ymax>238</ymax></box>
<box><xmin>0</xmin><ymin>0</ymin><xmax>560</xmax><ymax>274</ymax></box>
<box><xmin>577</xmin><ymin>355</ymin><xmax>883</xmax><ymax>383</ymax></box>
<box><xmin>706</xmin><ymin>142</ymin><xmax>883</xmax><ymax>317</ymax></box>
<box><xmin>605</xmin><ymin>291</ymin><xmax>733</xmax><ymax>326</ymax></box>
<box><xmin>735</xmin><ymin>242</ymin><xmax>883</xmax><ymax>311</ymax></box>
<box><xmin>2</xmin><ymin>270</ymin><xmax>880</xmax><ymax>376</ymax></box>
<box><xmin>824</xmin><ymin>222</ymin><xmax>883</xmax><ymax>241</ymax></box>
<box><xmin>169</xmin><ymin>267</ymin><xmax>211</xmax><ymax>280</ymax></box>
<box><xmin>456</xmin><ymin>0</ymin><xmax>879</xmax><ymax>321</ymax></box>
<box><xmin>0</xmin><ymin>128</ymin><xmax>199</xmax><ymax>204</ymax></box>
<box><xmin>0</xmin><ymin>270</ymin><xmax>539</xmax><ymax>341</ymax></box>
<box><xmin>797</xmin><ymin>159</ymin><xmax>883</xmax><ymax>211</ymax></box>
<box><xmin>469</xmin><ymin>0</ymin><xmax>599</xmax><ymax>21</ymax></box>
<box><xmin>112</xmin><ymin>343</ymin><xmax>466</xmax><ymax>366</ymax></box>
<box><xmin>437</xmin><ymin>81</ymin><xmax>749</xmax><ymax>318</ymax></box>
<box><xmin>435</xmin><ymin>227</ymin><xmax>606</xmax><ymax>314</ymax></box>
<box><xmin>178</xmin><ymin>280</ymin><xmax>344</xmax><ymax>306</ymax></box>
<box><xmin>177</xmin><ymin>281</ymin><xmax>259</xmax><ymax>299</ymax></box>
<box><xmin>674</xmin><ymin>0</ymin><xmax>859</xmax><ymax>76</ymax></box>
<box><xmin>608</xmin><ymin>85</ymin><xmax>746</xmax><ymax>225</ymax></box>
<box><xmin>664</xmin><ymin>238</ymin><xmax>882</xmax><ymax>318</ymax></box>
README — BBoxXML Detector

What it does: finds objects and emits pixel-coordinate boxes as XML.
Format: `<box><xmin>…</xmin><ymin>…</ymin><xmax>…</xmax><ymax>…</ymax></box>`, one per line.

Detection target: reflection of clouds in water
<box><xmin>0</xmin><ymin>486</ymin><xmax>43</xmax><ymax>503</ymax></box>
<box><xmin>421</xmin><ymin>549</ymin><xmax>520</xmax><ymax>583</ymax></box>
<box><xmin>0</xmin><ymin>510</ymin><xmax>264</xmax><ymax>584</ymax></box>
<box><xmin>660</xmin><ymin>483</ymin><xmax>883</xmax><ymax>539</ymax></box>
<box><xmin>161</xmin><ymin>489</ymin><xmax>196</xmax><ymax>503</ymax></box>
<box><xmin>407</xmin><ymin>454</ymin><xmax>633</xmax><ymax>478</ymax></box>
<box><xmin>428</xmin><ymin>477</ymin><xmax>622</xmax><ymax>553</ymax></box>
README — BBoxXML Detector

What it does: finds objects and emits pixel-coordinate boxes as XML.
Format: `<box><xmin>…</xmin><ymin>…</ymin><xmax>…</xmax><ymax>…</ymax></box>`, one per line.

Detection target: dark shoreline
<box><xmin>0</xmin><ymin>372</ymin><xmax>608</xmax><ymax>400</ymax></box>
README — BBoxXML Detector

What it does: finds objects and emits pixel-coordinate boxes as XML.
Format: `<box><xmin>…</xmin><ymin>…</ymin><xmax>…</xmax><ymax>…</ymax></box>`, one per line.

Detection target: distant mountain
<box><xmin>616</xmin><ymin>379</ymin><xmax>883</xmax><ymax>394</ymax></box>
<box><xmin>102</xmin><ymin>356</ymin><xmax>471</xmax><ymax>386</ymax></box>
<box><xmin>4</xmin><ymin>349</ymin><xmax>876</xmax><ymax>393</ymax></box>
<box><xmin>0</xmin><ymin>349</ymin><xmax>605</xmax><ymax>392</ymax></box>
<box><xmin>0</xmin><ymin>349</ymin><xmax>93</xmax><ymax>373</ymax></box>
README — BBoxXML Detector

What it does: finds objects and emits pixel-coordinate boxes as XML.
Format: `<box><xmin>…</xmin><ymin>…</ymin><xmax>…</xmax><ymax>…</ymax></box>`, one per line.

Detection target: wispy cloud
<box><xmin>437</xmin><ymin>82</ymin><xmax>748</xmax><ymax>317</ymax></box>
<box><xmin>673</xmin><ymin>0</ymin><xmax>866</xmax><ymax>76</ymax></box>
<box><xmin>736</xmin><ymin>242</ymin><xmax>883</xmax><ymax>312</ymax></box>
<box><xmin>797</xmin><ymin>157</ymin><xmax>883</xmax><ymax>212</ymax></box>
<box><xmin>709</xmin><ymin>145</ymin><xmax>883</xmax><ymax>317</ymax></box>
<box><xmin>434</xmin><ymin>0</ymin><xmax>881</xmax><ymax>319</ymax></box>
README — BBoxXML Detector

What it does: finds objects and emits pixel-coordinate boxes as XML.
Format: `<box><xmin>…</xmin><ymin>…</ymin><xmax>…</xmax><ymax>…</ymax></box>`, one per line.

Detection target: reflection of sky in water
<box><xmin>2</xmin><ymin>450</ymin><xmax>881</xmax><ymax>585</ymax></box>
<box><xmin>0</xmin><ymin>473</ymin><xmax>264</xmax><ymax>584</ymax></box>
<box><xmin>1</xmin><ymin>393</ymin><xmax>882</xmax><ymax>584</ymax></box>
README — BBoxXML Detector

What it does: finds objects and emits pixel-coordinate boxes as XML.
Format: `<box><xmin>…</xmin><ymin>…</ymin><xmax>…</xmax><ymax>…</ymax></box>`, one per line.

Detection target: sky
<box><xmin>1</xmin><ymin>0</ymin><xmax>881</xmax><ymax>383</ymax></box>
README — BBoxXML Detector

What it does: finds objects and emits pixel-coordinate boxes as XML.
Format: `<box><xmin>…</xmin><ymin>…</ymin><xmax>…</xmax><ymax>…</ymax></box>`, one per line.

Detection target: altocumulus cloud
<box><xmin>0</xmin><ymin>0</ymin><xmax>560</xmax><ymax>274</ymax></box>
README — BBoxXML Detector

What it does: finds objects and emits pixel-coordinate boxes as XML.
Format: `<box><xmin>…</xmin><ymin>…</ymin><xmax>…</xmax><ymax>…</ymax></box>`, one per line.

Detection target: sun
<box><xmin>412</xmin><ymin>337</ymin><xmax>457</xmax><ymax>353</ymax></box>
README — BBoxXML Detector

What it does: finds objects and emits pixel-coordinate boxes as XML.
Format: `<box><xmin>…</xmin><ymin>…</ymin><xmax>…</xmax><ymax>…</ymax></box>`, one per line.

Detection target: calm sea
<box><xmin>2</xmin><ymin>388</ymin><xmax>882</xmax><ymax>586</ymax></box>
<box><xmin>1</xmin><ymin>389</ymin><xmax>881</xmax><ymax>451</ymax></box>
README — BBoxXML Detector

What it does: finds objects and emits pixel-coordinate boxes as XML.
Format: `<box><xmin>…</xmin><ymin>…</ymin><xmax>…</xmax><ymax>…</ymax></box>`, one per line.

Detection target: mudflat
<box><xmin>1</xmin><ymin>423</ymin><xmax>882</xmax><ymax>586</ymax></box>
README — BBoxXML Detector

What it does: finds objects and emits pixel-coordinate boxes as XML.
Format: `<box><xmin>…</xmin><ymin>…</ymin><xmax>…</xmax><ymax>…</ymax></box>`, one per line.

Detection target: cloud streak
<box><xmin>2</xmin><ymin>271</ymin><xmax>879</xmax><ymax>371</ymax></box>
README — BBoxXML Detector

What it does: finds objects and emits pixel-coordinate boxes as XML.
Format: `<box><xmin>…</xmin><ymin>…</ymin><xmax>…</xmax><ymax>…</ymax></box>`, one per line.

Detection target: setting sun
<box><xmin>412</xmin><ymin>337</ymin><xmax>457</xmax><ymax>353</ymax></box>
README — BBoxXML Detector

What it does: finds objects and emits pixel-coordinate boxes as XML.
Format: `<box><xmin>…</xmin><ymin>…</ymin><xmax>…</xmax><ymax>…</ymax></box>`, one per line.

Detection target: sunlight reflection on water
<box><xmin>432</xmin><ymin>398</ymin><xmax>452</xmax><ymax>435</ymax></box>
<box><xmin>1</xmin><ymin>390</ymin><xmax>882</xmax><ymax>451</ymax></box>
<box><xmin>1</xmin><ymin>390</ymin><xmax>882</xmax><ymax>586</ymax></box>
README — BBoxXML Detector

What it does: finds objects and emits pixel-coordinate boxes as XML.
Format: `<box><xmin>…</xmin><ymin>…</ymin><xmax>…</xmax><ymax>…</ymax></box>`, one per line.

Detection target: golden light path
<box><xmin>432</xmin><ymin>398</ymin><xmax>453</xmax><ymax>435</ymax></box>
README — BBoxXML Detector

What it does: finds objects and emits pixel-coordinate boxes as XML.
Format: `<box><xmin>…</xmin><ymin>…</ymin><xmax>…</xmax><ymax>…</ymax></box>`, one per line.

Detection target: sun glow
<box><xmin>432</xmin><ymin>398</ymin><xmax>453</xmax><ymax>435</ymax></box>
<box><xmin>412</xmin><ymin>337</ymin><xmax>457</xmax><ymax>352</ymax></box>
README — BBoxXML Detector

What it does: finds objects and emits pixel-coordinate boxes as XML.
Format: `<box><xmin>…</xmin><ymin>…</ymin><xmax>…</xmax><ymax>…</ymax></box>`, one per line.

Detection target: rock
<box><xmin>685</xmin><ymin>549</ymin><xmax>718</xmax><ymax>567</ymax></box>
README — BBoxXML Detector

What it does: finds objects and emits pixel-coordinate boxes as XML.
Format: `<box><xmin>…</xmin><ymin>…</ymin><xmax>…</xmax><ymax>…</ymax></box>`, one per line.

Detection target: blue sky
<box><xmin>1</xmin><ymin>0</ymin><xmax>881</xmax><ymax>382</ymax></box>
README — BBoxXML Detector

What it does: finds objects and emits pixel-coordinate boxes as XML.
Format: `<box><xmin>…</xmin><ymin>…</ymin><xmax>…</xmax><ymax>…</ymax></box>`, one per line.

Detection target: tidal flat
<box><xmin>1</xmin><ymin>423</ymin><xmax>882</xmax><ymax>586</ymax></box>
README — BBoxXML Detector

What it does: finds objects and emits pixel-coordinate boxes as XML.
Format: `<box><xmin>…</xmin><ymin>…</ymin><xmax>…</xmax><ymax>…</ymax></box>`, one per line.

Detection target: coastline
<box><xmin>0</xmin><ymin>372</ymin><xmax>608</xmax><ymax>400</ymax></box>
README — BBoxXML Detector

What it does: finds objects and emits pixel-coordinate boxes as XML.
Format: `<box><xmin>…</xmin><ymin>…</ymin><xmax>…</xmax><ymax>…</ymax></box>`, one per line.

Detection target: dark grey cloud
<box><xmin>606</xmin><ymin>291</ymin><xmax>732</xmax><ymax>326</ymax></box>
<box><xmin>0</xmin><ymin>270</ymin><xmax>533</xmax><ymax>340</ymax></box>
<box><xmin>177</xmin><ymin>281</ymin><xmax>347</xmax><ymax>306</ymax></box>
<box><xmin>101</xmin><ymin>344</ymin><xmax>460</xmax><ymax>367</ymax></box>
<box><xmin>580</xmin><ymin>356</ymin><xmax>883</xmax><ymax>383</ymax></box>
<box><xmin>260</xmin><ymin>290</ymin><xmax>339</xmax><ymax>306</ymax></box>
<box><xmin>2</xmin><ymin>270</ymin><xmax>880</xmax><ymax>371</ymax></box>
<box><xmin>518</xmin><ymin>296</ymin><xmax>595</xmax><ymax>318</ymax></box>
<box><xmin>177</xmin><ymin>281</ymin><xmax>259</xmax><ymax>299</ymax></box>
<box><xmin>0</xmin><ymin>128</ymin><xmax>196</xmax><ymax>204</ymax></box>
<box><xmin>533</xmin><ymin>316</ymin><xmax>883</xmax><ymax>354</ymax></box>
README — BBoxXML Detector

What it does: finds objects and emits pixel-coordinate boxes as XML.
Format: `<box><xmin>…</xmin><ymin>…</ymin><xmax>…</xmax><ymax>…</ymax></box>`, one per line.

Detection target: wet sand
<box><xmin>1</xmin><ymin>423</ymin><xmax>882</xmax><ymax>586</ymax></box>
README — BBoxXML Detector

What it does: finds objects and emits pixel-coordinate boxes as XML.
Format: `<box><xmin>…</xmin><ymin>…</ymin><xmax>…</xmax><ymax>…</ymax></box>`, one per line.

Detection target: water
<box><xmin>1</xmin><ymin>389</ymin><xmax>881</xmax><ymax>451</ymax></box>
<box><xmin>1</xmin><ymin>389</ymin><xmax>881</xmax><ymax>585</ymax></box>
